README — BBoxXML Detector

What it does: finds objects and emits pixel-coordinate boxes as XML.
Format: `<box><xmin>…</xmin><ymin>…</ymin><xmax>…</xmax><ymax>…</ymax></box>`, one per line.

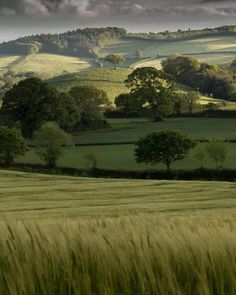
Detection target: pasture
<box><xmin>18</xmin><ymin>118</ymin><xmax>236</xmax><ymax>170</ymax></box>
<box><xmin>48</xmin><ymin>68</ymin><xmax>131</xmax><ymax>100</ymax></box>
<box><xmin>102</xmin><ymin>36</ymin><xmax>236</xmax><ymax>60</ymax></box>
<box><xmin>0</xmin><ymin>53</ymin><xmax>92</xmax><ymax>79</ymax></box>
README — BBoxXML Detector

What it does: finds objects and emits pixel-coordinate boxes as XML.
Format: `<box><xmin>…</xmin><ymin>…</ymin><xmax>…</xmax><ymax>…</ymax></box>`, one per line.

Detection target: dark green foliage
<box><xmin>53</xmin><ymin>92</ymin><xmax>81</xmax><ymax>132</ymax></box>
<box><xmin>115</xmin><ymin>93</ymin><xmax>143</xmax><ymax>113</ymax></box>
<box><xmin>34</xmin><ymin>122</ymin><xmax>72</xmax><ymax>168</ymax></box>
<box><xmin>1</xmin><ymin>78</ymin><xmax>81</xmax><ymax>137</ymax></box>
<box><xmin>162</xmin><ymin>55</ymin><xmax>234</xmax><ymax>100</ymax></box>
<box><xmin>125</xmin><ymin>67</ymin><xmax>175</xmax><ymax>120</ymax></box>
<box><xmin>69</xmin><ymin>86</ymin><xmax>110</xmax><ymax>129</ymax></box>
<box><xmin>1</xmin><ymin>78</ymin><xmax>59</xmax><ymax>137</ymax></box>
<box><xmin>104</xmin><ymin>54</ymin><xmax>125</xmax><ymax>69</ymax></box>
<box><xmin>0</xmin><ymin>126</ymin><xmax>27</xmax><ymax>167</ymax></box>
<box><xmin>135</xmin><ymin>129</ymin><xmax>196</xmax><ymax>171</ymax></box>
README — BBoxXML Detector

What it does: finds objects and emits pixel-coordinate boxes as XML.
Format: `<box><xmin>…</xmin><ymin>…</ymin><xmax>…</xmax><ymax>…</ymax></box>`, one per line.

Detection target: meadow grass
<box><xmin>48</xmin><ymin>68</ymin><xmax>131</xmax><ymax>101</ymax></box>
<box><xmin>102</xmin><ymin>36</ymin><xmax>236</xmax><ymax>59</ymax></box>
<box><xmin>0</xmin><ymin>54</ymin><xmax>92</xmax><ymax>79</ymax></box>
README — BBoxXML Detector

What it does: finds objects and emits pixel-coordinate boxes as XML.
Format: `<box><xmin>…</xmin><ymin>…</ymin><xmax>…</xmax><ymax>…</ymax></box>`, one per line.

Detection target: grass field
<box><xmin>17</xmin><ymin>118</ymin><xmax>236</xmax><ymax>170</ymax></box>
<box><xmin>48</xmin><ymin>68</ymin><xmax>131</xmax><ymax>100</ymax></box>
<box><xmin>0</xmin><ymin>170</ymin><xmax>236</xmax><ymax>294</ymax></box>
<box><xmin>0</xmin><ymin>53</ymin><xmax>92</xmax><ymax>79</ymax></box>
<box><xmin>102</xmin><ymin>36</ymin><xmax>236</xmax><ymax>61</ymax></box>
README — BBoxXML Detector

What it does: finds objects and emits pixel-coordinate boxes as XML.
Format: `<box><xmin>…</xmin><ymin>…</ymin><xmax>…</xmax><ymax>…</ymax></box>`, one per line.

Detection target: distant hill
<box><xmin>0</xmin><ymin>27</ymin><xmax>127</xmax><ymax>57</ymax></box>
<box><xmin>1</xmin><ymin>25</ymin><xmax>236</xmax><ymax>57</ymax></box>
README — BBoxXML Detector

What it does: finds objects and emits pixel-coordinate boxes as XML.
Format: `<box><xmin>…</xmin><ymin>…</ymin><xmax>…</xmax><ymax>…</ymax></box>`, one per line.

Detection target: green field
<box><xmin>102</xmin><ymin>36</ymin><xmax>236</xmax><ymax>61</ymax></box>
<box><xmin>17</xmin><ymin>118</ymin><xmax>236</xmax><ymax>170</ymax></box>
<box><xmin>48</xmin><ymin>68</ymin><xmax>131</xmax><ymax>100</ymax></box>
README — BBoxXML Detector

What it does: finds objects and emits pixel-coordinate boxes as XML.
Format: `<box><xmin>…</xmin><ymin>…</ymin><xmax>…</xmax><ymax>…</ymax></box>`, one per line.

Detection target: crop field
<box><xmin>18</xmin><ymin>118</ymin><xmax>236</xmax><ymax>170</ymax></box>
<box><xmin>0</xmin><ymin>170</ymin><xmax>236</xmax><ymax>294</ymax></box>
<box><xmin>1</xmin><ymin>170</ymin><xmax>236</xmax><ymax>219</ymax></box>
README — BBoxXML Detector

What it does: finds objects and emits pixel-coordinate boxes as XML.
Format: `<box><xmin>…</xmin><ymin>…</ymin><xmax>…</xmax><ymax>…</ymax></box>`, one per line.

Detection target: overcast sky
<box><xmin>0</xmin><ymin>0</ymin><xmax>236</xmax><ymax>42</ymax></box>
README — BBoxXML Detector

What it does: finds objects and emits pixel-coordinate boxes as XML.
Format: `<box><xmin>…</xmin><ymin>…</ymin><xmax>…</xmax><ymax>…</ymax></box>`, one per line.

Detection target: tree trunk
<box><xmin>166</xmin><ymin>162</ymin><xmax>171</xmax><ymax>174</ymax></box>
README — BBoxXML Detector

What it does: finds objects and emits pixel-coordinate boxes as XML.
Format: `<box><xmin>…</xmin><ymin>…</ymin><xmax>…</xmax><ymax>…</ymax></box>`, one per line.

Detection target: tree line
<box><xmin>127</xmin><ymin>25</ymin><xmax>236</xmax><ymax>41</ymax></box>
<box><xmin>162</xmin><ymin>55</ymin><xmax>236</xmax><ymax>101</ymax></box>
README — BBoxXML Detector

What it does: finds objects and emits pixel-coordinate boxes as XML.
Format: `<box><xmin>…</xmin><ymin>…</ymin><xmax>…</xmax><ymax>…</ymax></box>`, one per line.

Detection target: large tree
<box><xmin>69</xmin><ymin>86</ymin><xmax>110</xmax><ymax>129</ymax></box>
<box><xmin>125</xmin><ymin>67</ymin><xmax>175</xmax><ymax>120</ymax></box>
<box><xmin>135</xmin><ymin>129</ymin><xmax>196</xmax><ymax>172</ymax></box>
<box><xmin>0</xmin><ymin>126</ymin><xmax>28</xmax><ymax>167</ymax></box>
<box><xmin>1</xmin><ymin>78</ymin><xmax>81</xmax><ymax>137</ymax></box>
<box><xmin>34</xmin><ymin>122</ymin><xmax>72</xmax><ymax>168</ymax></box>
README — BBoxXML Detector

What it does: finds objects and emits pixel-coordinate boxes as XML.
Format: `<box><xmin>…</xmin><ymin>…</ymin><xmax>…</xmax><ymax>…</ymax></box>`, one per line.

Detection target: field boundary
<box><xmin>6</xmin><ymin>163</ymin><xmax>236</xmax><ymax>182</ymax></box>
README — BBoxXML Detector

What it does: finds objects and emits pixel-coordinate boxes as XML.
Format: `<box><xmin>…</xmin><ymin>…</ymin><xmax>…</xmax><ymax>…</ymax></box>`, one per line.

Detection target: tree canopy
<box><xmin>135</xmin><ymin>129</ymin><xmax>196</xmax><ymax>172</ymax></box>
<box><xmin>104</xmin><ymin>54</ymin><xmax>125</xmax><ymax>69</ymax></box>
<box><xmin>69</xmin><ymin>86</ymin><xmax>110</xmax><ymax>129</ymax></box>
<box><xmin>162</xmin><ymin>55</ymin><xmax>235</xmax><ymax>100</ymax></box>
<box><xmin>34</xmin><ymin>122</ymin><xmax>72</xmax><ymax>168</ymax></box>
<box><xmin>1</xmin><ymin>78</ymin><xmax>60</xmax><ymax>138</ymax></box>
<box><xmin>125</xmin><ymin>67</ymin><xmax>175</xmax><ymax>120</ymax></box>
<box><xmin>0</xmin><ymin>126</ymin><xmax>27</xmax><ymax>167</ymax></box>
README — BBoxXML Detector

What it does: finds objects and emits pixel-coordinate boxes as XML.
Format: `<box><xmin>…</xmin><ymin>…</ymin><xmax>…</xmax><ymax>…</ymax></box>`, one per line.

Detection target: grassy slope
<box><xmin>0</xmin><ymin>53</ymin><xmax>92</xmax><ymax>79</ymax></box>
<box><xmin>1</xmin><ymin>170</ymin><xmax>236</xmax><ymax>219</ymax></box>
<box><xmin>47</xmin><ymin>68</ymin><xmax>131</xmax><ymax>100</ymax></box>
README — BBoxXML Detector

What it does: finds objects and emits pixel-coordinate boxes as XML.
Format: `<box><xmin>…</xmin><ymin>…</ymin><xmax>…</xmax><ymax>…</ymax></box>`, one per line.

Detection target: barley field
<box><xmin>0</xmin><ymin>170</ymin><xmax>236</xmax><ymax>294</ymax></box>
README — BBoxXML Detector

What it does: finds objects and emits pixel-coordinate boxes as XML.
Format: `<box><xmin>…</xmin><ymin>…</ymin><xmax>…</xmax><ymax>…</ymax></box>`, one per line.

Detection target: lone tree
<box><xmin>135</xmin><ymin>50</ymin><xmax>143</xmax><ymax>59</ymax></box>
<box><xmin>0</xmin><ymin>126</ymin><xmax>27</xmax><ymax>167</ymax></box>
<box><xmin>205</xmin><ymin>140</ymin><xmax>228</xmax><ymax>169</ymax></box>
<box><xmin>135</xmin><ymin>129</ymin><xmax>196</xmax><ymax>172</ymax></box>
<box><xmin>34</xmin><ymin>122</ymin><xmax>72</xmax><ymax>168</ymax></box>
<box><xmin>193</xmin><ymin>144</ymin><xmax>207</xmax><ymax>169</ymax></box>
<box><xmin>104</xmin><ymin>54</ymin><xmax>125</xmax><ymax>69</ymax></box>
<box><xmin>125</xmin><ymin>67</ymin><xmax>175</xmax><ymax>121</ymax></box>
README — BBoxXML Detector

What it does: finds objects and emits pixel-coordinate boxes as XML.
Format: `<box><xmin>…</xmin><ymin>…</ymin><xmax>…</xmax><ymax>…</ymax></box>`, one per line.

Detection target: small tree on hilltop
<box><xmin>104</xmin><ymin>54</ymin><xmax>125</xmax><ymax>69</ymax></box>
<box><xmin>135</xmin><ymin>129</ymin><xmax>196</xmax><ymax>172</ymax></box>
<box><xmin>34</xmin><ymin>122</ymin><xmax>72</xmax><ymax>168</ymax></box>
<box><xmin>0</xmin><ymin>126</ymin><xmax>28</xmax><ymax>167</ymax></box>
<box><xmin>135</xmin><ymin>50</ymin><xmax>143</xmax><ymax>59</ymax></box>
<box><xmin>205</xmin><ymin>140</ymin><xmax>228</xmax><ymax>169</ymax></box>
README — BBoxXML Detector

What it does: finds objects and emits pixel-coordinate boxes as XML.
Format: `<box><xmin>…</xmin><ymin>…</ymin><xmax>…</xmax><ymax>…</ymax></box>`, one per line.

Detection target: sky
<box><xmin>0</xmin><ymin>0</ymin><xmax>236</xmax><ymax>42</ymax></box>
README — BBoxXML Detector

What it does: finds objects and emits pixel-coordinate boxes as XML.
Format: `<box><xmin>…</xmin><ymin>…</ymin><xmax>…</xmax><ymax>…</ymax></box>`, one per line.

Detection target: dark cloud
<box><xmin>0</xmin><ymin>0</ymin><xmax>235</xmax><ymax>17</ymax></box>
<box><xmin>0</xmin><ymin>0</ymin><xmax>236</xmax><ymax>41</ymax></box>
